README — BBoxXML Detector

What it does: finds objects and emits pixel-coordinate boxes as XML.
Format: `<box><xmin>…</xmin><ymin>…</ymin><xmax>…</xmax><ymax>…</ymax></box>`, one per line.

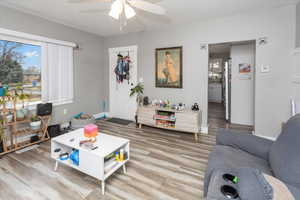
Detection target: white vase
<box><xmin>30</xmin><ymin>121</ymin><xmax>41</xmax><ymax>130</ymax></box>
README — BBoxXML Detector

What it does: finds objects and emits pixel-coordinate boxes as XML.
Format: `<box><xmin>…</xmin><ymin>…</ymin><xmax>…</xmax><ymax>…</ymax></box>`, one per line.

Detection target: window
<box><xmin>0</xmin><ymin>29</ymin><xmax>75</xmax><ymax>107</ymax></box>
<box><xmin>0</xmin><ymin>38</ymin><xmax>42</xmax><ymax>104</ymax></box>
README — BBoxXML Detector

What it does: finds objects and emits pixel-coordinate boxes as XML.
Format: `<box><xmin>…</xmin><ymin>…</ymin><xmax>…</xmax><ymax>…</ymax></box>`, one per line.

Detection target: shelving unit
<box><xmin>137</xmin><ymin>105</ymin><xmax>202</xmax><ymax>141</ymax></box>
<box><xmin>0</xmin><ymin>95</ymin><xmax>51</xmax><ymax>156</ymax></box>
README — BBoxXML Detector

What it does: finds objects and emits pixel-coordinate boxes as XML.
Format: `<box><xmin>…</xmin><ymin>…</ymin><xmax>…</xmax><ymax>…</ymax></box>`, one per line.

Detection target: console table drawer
<box><xmin>176</xmin><ymin>124</ymin><xmax>199</xmax><ymax>133</ymax></box>
<box><xmin>138</xmin><ymin>112</ymin><xmax>155</xmax><ymax>118</ymax></box>
<box><xmin>137</xmin><ymin>108</ymin><xmax>155</xmax><ymax>118</ymax></box>
<box><xmin>176</xmin><ymin>112</ymin><xmax>199</xmax><ymax>121</ymax></box>
<box><xmin>138</xmin><ymin>117</ymin><xmax>155</xmax><ymax>126</ymax></box>
<box><xmin>138</xmin><ymin>107</ymin><xmax>155</xmax><ymax>113</ymax></box>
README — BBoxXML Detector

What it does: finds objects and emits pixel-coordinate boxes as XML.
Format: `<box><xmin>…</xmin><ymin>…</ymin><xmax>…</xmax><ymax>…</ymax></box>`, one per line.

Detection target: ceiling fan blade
<box><xmin>146</xmin><ymin>0</ymin><xmax>163</xmax><ymax>3</ymax></box>
<box><xmin>128</xmin><ymin>0</ymin><xmax>166</xmax><ymax>15</ymax></box>
<box><xmin>68</xmin><ymin>0</ymin><xmax>111</xmax><ymax>3</ymax></box>
<box><xmin>136</xmin><ymin>9</ymin><xmax>171</xmax><ymax>24</ymax></box>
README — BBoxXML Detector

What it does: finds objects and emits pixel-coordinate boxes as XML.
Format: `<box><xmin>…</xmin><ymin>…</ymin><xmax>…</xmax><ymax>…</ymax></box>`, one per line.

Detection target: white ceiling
<box><xmin>0</xmin><ymin>0</ymin><xmax>298</xmax><ymax>37</ymax></box>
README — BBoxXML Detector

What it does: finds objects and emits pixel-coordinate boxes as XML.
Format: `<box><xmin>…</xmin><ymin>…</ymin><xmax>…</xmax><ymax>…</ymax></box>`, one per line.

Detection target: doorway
<box><xmin>208</xmin><ymin>41</ymin><xmax>255</xmax><ymax>131</ymax></box>
<box><xmin>109</xmin><ymin>45</ymin><xmax>138</xmax><ymax>121</ymax></box>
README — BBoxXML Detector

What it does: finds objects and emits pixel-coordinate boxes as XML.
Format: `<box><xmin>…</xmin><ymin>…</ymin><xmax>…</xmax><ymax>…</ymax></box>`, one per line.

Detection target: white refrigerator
<box><xmin>223</xmin><ymin>59</ymin><xmax>231</xmax><ymax>122</ymax></box>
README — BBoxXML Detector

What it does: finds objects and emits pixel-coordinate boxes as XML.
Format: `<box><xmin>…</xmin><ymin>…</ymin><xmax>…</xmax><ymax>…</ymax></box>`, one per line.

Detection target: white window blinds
<box><xmin>42</xmin><ymin>43</ymin><xmax>74</xmax><ymax>105</ymax></box>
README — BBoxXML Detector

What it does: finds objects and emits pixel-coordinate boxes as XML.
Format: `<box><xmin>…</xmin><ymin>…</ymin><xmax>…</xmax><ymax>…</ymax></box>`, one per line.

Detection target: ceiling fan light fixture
<box><xmin>109</xmin><ymin>0</ymin><xmax>123</xmax><ymax>20</ymax></box>
<box><xmin>109</xmin><ymin>9</ymin><xmax>119</xmax><ymax>19</ymax></box>
<box><xmin>125</xmin><ymin>4</ymin><xmax>136</xmax><ymax>19</ymax></box>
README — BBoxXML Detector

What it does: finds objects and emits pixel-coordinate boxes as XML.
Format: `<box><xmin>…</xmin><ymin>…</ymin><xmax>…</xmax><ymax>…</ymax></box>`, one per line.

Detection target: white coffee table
<box><xmin>51</xmin><ymin>128</ymin><xmax>130</xmax><ymax>195</ymax></box>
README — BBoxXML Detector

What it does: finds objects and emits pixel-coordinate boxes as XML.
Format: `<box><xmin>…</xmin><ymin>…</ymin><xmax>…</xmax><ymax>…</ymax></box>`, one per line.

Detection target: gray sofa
<box><xmin>204</xmin><ymin>114</ymin><xmax>300</xmax><ymax>199</ymax></box>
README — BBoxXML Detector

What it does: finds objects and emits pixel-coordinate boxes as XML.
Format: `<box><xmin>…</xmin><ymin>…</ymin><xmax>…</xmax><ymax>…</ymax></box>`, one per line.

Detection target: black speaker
<box><xmin>30</xmin><ymin>135</ymin><xmax>40</xmax><ymax>143</ymax></box>
<box><xmin>143</xmin><ymin>96</ymin><xmax>149</xmax><ymax>106</ymax></box>
<box><xmin>37</xmin><ymin>103</ymin><xmax>52</xmax><ymax>116</ymax></box>
<box><xmin>48</xmin><ymin>124</ymin><xmax>60</xmax><ymax>138</ymax></box>
<box><xmin>191</xmin><ymin>103</ymin><xmax>200</xmax><ymax>111</ymax></box>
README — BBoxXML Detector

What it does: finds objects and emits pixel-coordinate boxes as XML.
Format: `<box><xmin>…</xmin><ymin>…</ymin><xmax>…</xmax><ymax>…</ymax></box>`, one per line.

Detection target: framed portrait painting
<box><xmin>155</xmin><ymin>46</ymin><xmax>182</xmax><ymax>88</ymax></box>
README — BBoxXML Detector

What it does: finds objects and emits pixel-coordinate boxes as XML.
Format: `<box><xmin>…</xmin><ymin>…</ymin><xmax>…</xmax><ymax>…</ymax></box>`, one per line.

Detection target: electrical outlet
<box><xmin>63</xmin><ymin>109</ymin><xmax>68</xmax><ymax>115</ymax></box>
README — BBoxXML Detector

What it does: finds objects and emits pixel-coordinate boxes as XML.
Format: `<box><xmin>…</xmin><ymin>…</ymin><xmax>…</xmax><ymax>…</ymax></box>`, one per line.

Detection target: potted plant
<box><xmin>12</xmin><ymin>85</ymin><xmax>30</xmax><ymax>120</ymax></box>
<box><xmin>16</xmin><ymin>85</ymin><xmax>29</xmax><ymax>109</ymax></box>
<box><xmin>6</xmin><ymin>112</ymin><xmax>13</xmax><ymax>123</ymax></box>
<box><xmin>0</xmin><ymin>94</ymin><xmax>13</xmax><ymax>123</ymax></box>
<box><xmin>130</xmin><ymin>82</ymin><xmax>144</xmax><ymax>106</ymax></box>
<box><xmin>30</xmin><ymin>116</ymin><xmax>41</xmax><ymax>130</ymax></box>
<box><xmin>130</xmin><ymin>82</ymin><xmax>144</xmax><ymax>126</ymax></box>
<box><xmin>17</xmin><ymin>93</ymin><xmax>30</xmax><ymax>120</ymax></box>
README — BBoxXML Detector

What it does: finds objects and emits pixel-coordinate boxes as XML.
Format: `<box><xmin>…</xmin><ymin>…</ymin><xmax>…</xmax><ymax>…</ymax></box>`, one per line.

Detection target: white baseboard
<box><xmin>254</xmin><ymin>133</ymin><xmax>276</xmax><ymax>141</ymax></box>
<box><xmin>93</xmin><ymin>112</ymin><xmax>110</xmax><ymax>119</ymax></box>
<box><xmin>201</xmin><ymin>126</ymin><xmax>208</xmax><ymax>134</ymax></box>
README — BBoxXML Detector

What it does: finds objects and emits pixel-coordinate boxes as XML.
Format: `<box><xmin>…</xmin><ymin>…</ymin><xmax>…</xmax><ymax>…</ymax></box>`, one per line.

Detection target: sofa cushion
<box><xmin>204</xmin><ymin>145</ymin><xmax>272</xmax><ymax>197</ymax></box>
<box><xmin>217</xmin><ymin>128</ymin><xmax>274</xmax><ymax>161</ymax></box>
<box><xmin>269</xmin><ymin>114</ymin><xmax>300</xmax><ymax>188</ymax></box>
<box><xmin>209</xmin><ymin>145</ymin><xmax>273</xmax><ymax>174</ymax></box>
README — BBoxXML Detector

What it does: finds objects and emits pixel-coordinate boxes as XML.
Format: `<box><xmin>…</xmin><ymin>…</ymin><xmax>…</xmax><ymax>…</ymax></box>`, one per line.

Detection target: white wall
<box><xmin>230</xmin><ymin>44</ymin><xmax>255</xmax><ymax>126</ymax></box>
<box><xmin>291</xmin><ymin>50</ymin><xmax>300</xmax><ymax>107</ymax></box>
<box><xmin>104</xmin><ymin>5</ymin><xmax>296</xmax><ymax>138</ymax></box>
<box><xmin>296</xmin><ymin>3</ymin><xmax>300</xmax><ymax>47</ymax></box>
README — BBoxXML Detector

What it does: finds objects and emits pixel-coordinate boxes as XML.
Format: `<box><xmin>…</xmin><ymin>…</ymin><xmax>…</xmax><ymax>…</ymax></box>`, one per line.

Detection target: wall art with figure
<box><xmin>155</xmin><ymin>47</ymin><xmax>182</xmax><ymax>88</ymax></box>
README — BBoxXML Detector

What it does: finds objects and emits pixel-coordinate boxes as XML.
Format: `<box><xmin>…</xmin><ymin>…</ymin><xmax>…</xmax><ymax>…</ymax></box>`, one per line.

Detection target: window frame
<box><xmin>0</xmin><ymin>34</ymin><xmax>43</xmax><ymax>109</ymax></box>
<box><xmin>0</xmin><ymin>34</ymin><xmax>43</xmax><ymax>49</ymax></box>
<box><xmin>0</xmin><ymin>28</ymin><xmax>75</xmax><ymax>108</ymax></box>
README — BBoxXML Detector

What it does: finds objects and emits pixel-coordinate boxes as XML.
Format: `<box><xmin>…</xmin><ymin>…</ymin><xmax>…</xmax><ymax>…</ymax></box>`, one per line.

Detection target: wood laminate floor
<box><xmin>208</xmin><ymin>102</ymin><xmax>253</xmax><ymax>133</ymax></box>
<box><xmin>0</xmin><ymin>107</ymin><xmax>252</xmax><ymax>200</ymax></box>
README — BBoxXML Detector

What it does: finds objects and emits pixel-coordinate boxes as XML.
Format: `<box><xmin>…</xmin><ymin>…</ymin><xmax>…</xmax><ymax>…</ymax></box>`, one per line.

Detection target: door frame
<box><xmin>109</xmin><ymin>45</ymin><xmax>138</xmax><ymax>120</ymax></box>
<box><xmin>207</xmin><ymin>40</ymin><xmax>256</xmax><ymax>130</ymax></box>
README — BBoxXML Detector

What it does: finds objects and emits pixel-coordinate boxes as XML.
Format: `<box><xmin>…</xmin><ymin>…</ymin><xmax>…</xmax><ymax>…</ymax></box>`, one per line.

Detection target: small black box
<box><xmin>30</xmin><ymin>135</ymin><xmax>40</xmax><ymax>143</ymax></box>
<box><xmin>37</xmin><ymin>103</ymin><xmax>52</xmax><ymax>116</ymax></box>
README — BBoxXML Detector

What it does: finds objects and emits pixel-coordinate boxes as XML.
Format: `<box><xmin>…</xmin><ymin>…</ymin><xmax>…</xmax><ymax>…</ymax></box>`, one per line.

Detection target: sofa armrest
<box><xmin>206</xmin><ymin>167</ymin><xmax>299</xmax><ymax>200</ymax></box>
<box><xmin>216</xmin><ymin>128</ymin><xmax>274</xmax><ymax>160</ymax></box>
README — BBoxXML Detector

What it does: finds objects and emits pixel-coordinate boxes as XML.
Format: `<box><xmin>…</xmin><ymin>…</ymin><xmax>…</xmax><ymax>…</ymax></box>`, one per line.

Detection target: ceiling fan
<box><xmin>68</xmin><ymin>0</ymin><xmax>167</xmax><ymax>30</ymax></box>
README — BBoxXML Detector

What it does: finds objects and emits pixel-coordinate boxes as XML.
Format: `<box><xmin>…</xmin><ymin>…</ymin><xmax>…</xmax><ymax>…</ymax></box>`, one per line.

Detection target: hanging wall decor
<box><xmin>238</xmin><ymin>63</ymin><xmax>252</xmax><ymax>80</ymax></box>
<box><xmin>155</xmin><ymin>46</ymin><xmax>183</xmax><ymax>88</ymax></box>
<box><xmin>114</xmin><ymin>52</ymin><xmax>131</xmax><ymax>84</ymax></box>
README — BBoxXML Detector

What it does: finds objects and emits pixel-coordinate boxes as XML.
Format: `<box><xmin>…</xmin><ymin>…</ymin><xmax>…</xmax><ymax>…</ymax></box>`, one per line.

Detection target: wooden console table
<box><xmin>137</xmin><ymin>106</ymin><xmax>202</xmax><ymax>141</ymax></box>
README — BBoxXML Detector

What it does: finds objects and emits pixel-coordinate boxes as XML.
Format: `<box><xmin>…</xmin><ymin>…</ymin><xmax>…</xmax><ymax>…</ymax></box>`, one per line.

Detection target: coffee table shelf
<box><xmin>51</xmin><ymin>128</ymin><xmax>130</xmax><ymax>195</ymax></box>
<box><xmin>104</xmin><ymin>160</ymin><xmax>128</xmax><ymax>179</ymax></box>
<box><xmin>55</xmin><ymin>158</ymin><xmax>80</xmax><ymax>170</ymax></box>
